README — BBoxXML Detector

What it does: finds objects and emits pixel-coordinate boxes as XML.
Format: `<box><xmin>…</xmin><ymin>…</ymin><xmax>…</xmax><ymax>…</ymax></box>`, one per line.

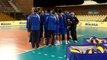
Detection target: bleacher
<box><xmin>0</xmin><ymin>12</ymin><xmax>15</xmax><ymax>21</ymax></box>
<box><xmin>76</xmin><ymin>15</ymin><xmax>107</xmax><ymax>22</ymax></box>
<box><xmin>0</xmin><ymin>0</ymin><xmax>15</xmax><ymax>12</ymax></box>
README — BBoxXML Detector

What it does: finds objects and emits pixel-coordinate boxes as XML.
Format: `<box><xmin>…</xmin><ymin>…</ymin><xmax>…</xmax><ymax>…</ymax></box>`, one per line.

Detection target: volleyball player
<box><xmin>43</xmin><ymin>9</ymin><xmax>50</xmax><ymax>45</ymax></box>
<box><xmin>54</xmin><ymin>9</ymin><xmax>60</xmax><ymax>46</ymax></box>
<box><xmin>28</xmin><ymin>8</ymin><xmax>40</xmax><ymax>49</ymax></box>
<box><xmin>26</xmin><ymin>7</ymin><xmax>35</xmax><ymax>43</ymax></box>
<box><xmin>58</xmin><ymin>9</ymin><xmax>68</xmax><ymax>44</ymax></box>
<box><xmin>46</xmin><ymin>10</ymin><xmax>57</xmax><ymax>46</ymax></box>
<box><xmin>65</xmin><ymin>11</ymin><xmax>72</xmax><ymax>43</ymax></box>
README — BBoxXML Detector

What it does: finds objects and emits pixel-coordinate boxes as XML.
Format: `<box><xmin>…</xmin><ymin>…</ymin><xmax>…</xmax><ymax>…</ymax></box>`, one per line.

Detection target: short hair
<box><xmin>54</xmin><ymin>8</ymin><xmax>58</xmax><ymax>12</ymax></box>
<box><xmin>34</xmin><ymin>8</ymin><xmax>39</xmax><ymax>13</ymax></box>
<box><xmin>58</xmin><ymin>9</ymin><xmax>63</xmax><ymax>13</ymax></box>
<box><xmin>47</xmin><ymin>9</ymin><xmax>50</xmax><ymax>13</ymax></box>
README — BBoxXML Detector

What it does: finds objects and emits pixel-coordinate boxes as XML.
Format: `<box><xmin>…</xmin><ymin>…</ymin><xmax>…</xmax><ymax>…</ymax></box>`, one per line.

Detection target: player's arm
<box><xmin>75</xmin><ymin>17</ymin><xmax>79</xmax><ymax>24</ymax></box>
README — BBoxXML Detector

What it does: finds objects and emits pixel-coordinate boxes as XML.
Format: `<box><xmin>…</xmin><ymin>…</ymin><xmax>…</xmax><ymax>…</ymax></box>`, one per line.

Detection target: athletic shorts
<box><xmin>54</xmin><ymin>26</ymin><xmax>59</xmax><ymax>35</ymax></box>
<box><xmin>59</xmin><ymin>27</ymin><xmax>67</xmax><ymax>35</ymax></box>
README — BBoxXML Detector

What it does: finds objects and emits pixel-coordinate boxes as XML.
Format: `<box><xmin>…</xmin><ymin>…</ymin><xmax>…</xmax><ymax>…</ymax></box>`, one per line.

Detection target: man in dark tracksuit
<box><xmin>28</xmin><ymin>8</ymin><xmax>40</xmax><ymax>49</ymax></box>
<box><xmin>69</xmin><ymin>12</ymin><xmax>79</xmax><ymax>43</ymax></box>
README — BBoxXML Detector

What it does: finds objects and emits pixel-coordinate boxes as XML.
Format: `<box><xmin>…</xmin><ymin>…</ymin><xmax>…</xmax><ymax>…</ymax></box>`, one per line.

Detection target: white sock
<box><xmin>43</xmin><ymin>39</ymin><xmax>45</xmax><ymax>44</ymax></box>
<box><xmin>60</xmin><ymin>41</ymin><xmax>62</xmax><ymax>44</ymax></box>
<box><xmin>57</xmin><ymin>40</ymin><xmax>60</xmax><ymax>45</ymax></box>
<box><xmin>65</xmin><ymin>40</ymin><xmax>68</xmax><ymax>44</ymax></box>
<box><xmin>68</xmin><ymin>40</ymin><xmax>70</xmax><ymax>43</ymax></box>
<box><xmin>55</xmin><ymin>40</ymin><xmax>58</xmax><ymax>46</ymax></box>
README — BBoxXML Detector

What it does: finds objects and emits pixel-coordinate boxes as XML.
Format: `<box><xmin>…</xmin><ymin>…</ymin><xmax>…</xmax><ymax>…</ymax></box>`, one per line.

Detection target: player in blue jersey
<box><xmin>26</xmin><ymin>7</ymin><xmax>36</xmax><ymax>43</ymax></box>
<box><xmin>46</xmin><ymin>10</ymin><xmax>57</xmax><ymax>46</ymax></box>
<box><xmin>65</xmin><ymin>11</ymin><xmax>72</xmax><ymax>43</ymax></box>
<box><xmin>58</xmin><ymin>9</ymin><xmax>68</xmax><ymax>44</ymax></box>
<box><xmin>43</xmin><ymin>9</ymin><xmax>50</xmax><ymax>45</ymax></box>
<box><xmin>54</xmin><ymin>9</ymin><xmax>60</xmax><ymax>45</ymax></box>
<box><xmin>28</xmin><ymin>8</ymin><xmax>40</xmax><ymax>49</ymax></box>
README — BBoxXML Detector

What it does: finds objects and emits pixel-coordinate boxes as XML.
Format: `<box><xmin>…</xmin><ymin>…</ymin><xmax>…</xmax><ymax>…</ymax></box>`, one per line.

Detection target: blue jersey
<box><xmin>65</xmin><ymin>13</ymin><xmax>72</xmax><ymax>26</ymax></box>
<box><xmin>59</xmin><ymin>14</ymin><xmax>67</xmax><ymax>34</ymax></box>
<box><xmin>46</xmin><ymin>14</ymin><xmax>56</xmax><ymax>30</ymax></box>
<box><xmin>29</xmin><ymin>13</ymin><xmax>40</xmax><ymax>30</ymax></box>
<box><xmin>54</xmin><ymin>14</ymin><xmax>60</xmax><ymax>35</ymax></box>
<box><xmin>54</xmin><ymin>14</ymin><xmax>60</xmax><ymax>27</ymax></box>
<box><xmin>43</xmin><ymin>13</ymin><xmax>50</xmax><ymax>28</ymax></box>
<box><xmin>59</xmin><ymin>14</ymin><xmax>66</xmax><ymax>29</ymax></box>
<box><xmin>62</xmin><ymin>14</ymin><xmax>67</xmax><ymax>27</ymax></box>
<box><xmin>65</xmin><ymin>13</ymin><xmax>72</xmax><ymax>19</ymax></box>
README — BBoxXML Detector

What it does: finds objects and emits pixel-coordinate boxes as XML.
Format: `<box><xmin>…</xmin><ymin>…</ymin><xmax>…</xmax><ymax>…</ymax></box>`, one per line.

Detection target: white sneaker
<box><xmin>60</xmin><ymin>41</ymin><xmax>62</xmax><ymax>44</ymax></box>
<box><xmin>57</xmin><ymin>41</ymin><xmax>60</xmax><ymax>45</ymax></box>
<box><xmin>74</xmin><ymin>41</ymin><xmax>78</xmax><ymax>43</ymax></box>
<box><xmin>55</xmin><ymin>40</ymin><xmax>58</xmax><ymax>46</ymax></box>
<box><xmin>68</xmin><ymin>41</ymin><xmax>70</xmax><ymax>44</ymax></box>
<box><xmin>55</xmin><ymin>43</ymin><xmax>58</xmax><ymax>46</ymax></box>
<box><xmin>65</xmin><ymin>40</ymin><xmax>68</xmax><ymax>44</ymax></box>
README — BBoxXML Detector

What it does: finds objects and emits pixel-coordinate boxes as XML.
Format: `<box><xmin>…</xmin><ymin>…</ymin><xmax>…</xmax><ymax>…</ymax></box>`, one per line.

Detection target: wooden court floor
<box><xmin>0</xmin><ymin>30</ymin><xmax>32</xmax><ymax>54</ymax></box>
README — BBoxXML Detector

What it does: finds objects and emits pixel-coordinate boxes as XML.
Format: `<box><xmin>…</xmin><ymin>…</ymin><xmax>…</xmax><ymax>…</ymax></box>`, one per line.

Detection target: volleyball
<box><xmin>70</xmin><ymin>49</ymin><xmax>81</xmax><ymax>53</ymax></box>
<box><xmin>96</xmin><ymin>46</ymin><xmax>104</xmax><ymax>53</ymax></box>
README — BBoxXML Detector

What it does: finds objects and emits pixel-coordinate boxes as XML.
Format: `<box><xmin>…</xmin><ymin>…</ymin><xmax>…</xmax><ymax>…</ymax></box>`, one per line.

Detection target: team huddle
<box><xmin>26</xmin><ymin>7</ymin><xmax>79</xmax><ymax>49</ymax></box>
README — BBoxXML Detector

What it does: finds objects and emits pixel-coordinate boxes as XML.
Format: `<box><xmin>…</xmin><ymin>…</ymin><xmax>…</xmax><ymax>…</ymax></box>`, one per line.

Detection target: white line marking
<box><xmin>51</xmin><ymin>55</ymin><xmax>55</xmax><ymax>57</ymax></box>
<box><xmin>58</xmin><ymin>57</ymin><xmax>63</xmax><ymax>59</ymax></box>
<box><xmin>38</xmin><ymin>52</ymin><xmax>42</xmax><ymax>54</ymax></box>
<box><xmin>44</xmin><ymin>54</ymin><xmax>48</xmax><ymax>56</ymax></box>
<box><xmin>18</xmin><ymin>46</ymin><xmax>46</xmax><ymax>55</ymax></box>
<box><xmin>32</xmin><ymin>51</ymin><xmax>35</xmax><ymax>53</ymax></box>
<box><xmin>64</xmin><ymin>55</ymin><xmax>66</xmax><ymax>57</ymax></box>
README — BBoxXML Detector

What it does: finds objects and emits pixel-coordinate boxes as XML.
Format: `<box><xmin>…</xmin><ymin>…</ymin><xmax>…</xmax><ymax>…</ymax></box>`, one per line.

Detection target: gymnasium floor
<box><xmin>0</xmin><ymin>26</ymin><xmax>107</xmax><ymax>60</ymax></box>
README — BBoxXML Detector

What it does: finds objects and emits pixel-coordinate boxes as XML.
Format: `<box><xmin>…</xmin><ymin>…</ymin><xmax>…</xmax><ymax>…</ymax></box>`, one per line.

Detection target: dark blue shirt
<box><xmin>46</xmin><ymin>14</ymin><xmax>57</xmax><ymax>30</ymax></box>
<box><xmin>59</xmin><ymin>14</ymin><xmax>66</xmax><ymax>29</ymax></box>
<box><xmin>29</xmin><ymin>13</ymin><xmax>40</xmax><ymax>30</ymax></box>
<box><xmin>43</xmin><ymin>13</ymin><xmax>50</xmax><ymax>28</ymax></box>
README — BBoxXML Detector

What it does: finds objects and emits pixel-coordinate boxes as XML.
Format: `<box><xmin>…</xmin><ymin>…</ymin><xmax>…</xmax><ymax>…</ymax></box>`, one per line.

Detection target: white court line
<box><xmin>44</xmin><ymin>54</ymin><xmax>48</xmax><ymax>56</ymax></box>
<box><xmin>17</xmin><ymin>46</ymin><xmax>46</xmax><ymax>55</ymax></box>
<box><xmin>38</xmin><ymin>52</ymin><xmax>42</xmax><ymax>54</ymax></box>
<box><xmin>77</xmin><ymin>34</ymin><xmax>84</xmax><ymax>38</ymax></box>
<box><xmin>64</xmin><ymin>55</ymin><xmax>66</xmax><ymax>57</ymax></box>
<box><xmin>58</xmin><ymin>57</ymin><xmax>63</xmax><ymax>59</ymax></box>
<box><xmin>51</xmin><ymin>55</ymin><xmax>55</xmax><ymax>57</ymax></box>
<box><xmin>18</xmin><ymin>44</ymin><xmax>56</xmax><ymax>55</ymax></box>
